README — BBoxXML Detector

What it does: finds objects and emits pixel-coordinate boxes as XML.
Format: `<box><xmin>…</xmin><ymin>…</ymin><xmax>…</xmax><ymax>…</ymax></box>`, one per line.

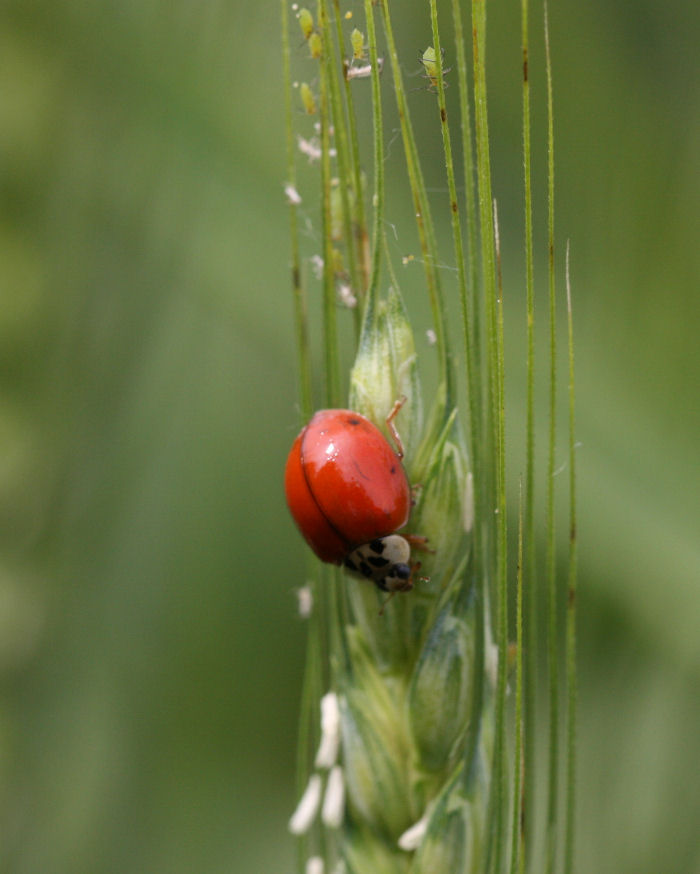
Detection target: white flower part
<box><xmin>346</xmin><ymin>59</ymin><xmax>383</xmax><ymax>80</ymax></box>
<box><xmin>463</xmin><ymin>470</ymin><xmax>474</xmax><ymax>533</ymax></box>
<box><xmin>310</xmin><ymin>255</ymin><xmax>324</xmax><ymax>279</ymax></box>
<box><xmin>321</xmin><ymin>765</ymin><xmax>345</xmax><ymax>828</ymax></box>
<box><xmin>398</xmin><ymin>811</ymin><xmax>429</xmax><ymax>851</ymax></box>
<box><xmin>285</xmin><ymin>184</ymin><xmax>302</xmax><ymax>205</ymax></box>
<box><xmin>288</xmin><ymin>774</ymin><xmax>323</xmax><ymax>835</ymax></box>
<box><xmin>298</xmin><ymin>136</ymin><xmax>322</xmax><ymax>162</ymax></box>
<box><xmin>337</xmin><ymin>282</ymin><xmax>357</xmax><ymax>309</ymax></box>
<box><xmin>426</xmin><ymin>328</ymin><xmax>437</xmax><ymax>346</ymax></box>
<box><xmin>314</xmin><ymin>691</ymin><xmax>340</xmax><ymax>768</ymax></box>
<box><xmin>333</xmin><ymin>862</ymin><xmax>347</xmax><ymax>874</ymax></box>
<box><xmin>296</xmin><ymin>586</ymin><xmax>313</xmax><ymax>619</ymax></box>
<box><xmin>306</xmin><ymin>857</ymin><xmax>324</xmax><ymax>874</ymax></box>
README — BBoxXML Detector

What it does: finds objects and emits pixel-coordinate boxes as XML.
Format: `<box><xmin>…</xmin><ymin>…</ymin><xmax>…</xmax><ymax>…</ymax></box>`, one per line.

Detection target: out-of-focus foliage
<box><xmin>0</xmin><ymin>1</ymin><xmax>697</xmax><ymax>873</ymax></box>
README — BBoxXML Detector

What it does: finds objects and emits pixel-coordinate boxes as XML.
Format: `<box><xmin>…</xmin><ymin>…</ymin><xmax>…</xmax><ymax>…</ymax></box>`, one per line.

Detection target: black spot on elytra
<box><xmin>347</xmin><ymin>417</ymin><xmax>361</xmax><ymax>426</ymax></box>
<box><xmin>390</xmin><ymin>465</ymin><xmax>396</xmax><ymax>474</ymax></box>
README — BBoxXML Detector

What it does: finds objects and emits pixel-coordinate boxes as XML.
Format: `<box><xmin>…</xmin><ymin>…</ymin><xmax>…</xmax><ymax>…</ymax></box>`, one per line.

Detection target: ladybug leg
<box><xmin>385</xmin><ymin>396</ymin><xmax>407</xmax><ymax>459</ymax></box>
<box><xmin>404</xmin><ymin>533</ymin><xmax>435</xmax><ymax>554</ymax></box>
<box><xmin>410</xmin><ymin>483</ymin><xmax>423</xmax><ymax>505</ymax></box>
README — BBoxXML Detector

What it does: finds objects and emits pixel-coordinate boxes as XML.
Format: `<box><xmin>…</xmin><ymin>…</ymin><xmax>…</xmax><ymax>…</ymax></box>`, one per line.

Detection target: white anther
<box><xmin>306</xmin><ymin>857</ymin><xmax>324</xmax><ymax>874</ymax></box>
<box><xmin>337</xmin><ymin>282</ymin><xmax>357</xmax><ymax>309</ymax></box>
<box><xmin>298</xmin><ymin>136</ymin><xmax>322</xmax><ymax>162</ymax></box>
<box><xmin>398</xmin><ymin>811</ymin><xmax>429</xmax><ymax>851</ymax></box>
<box><xmin>288</xmin><ymin>774</ymin><xmax>322</xmax><ymax>835</ymax></box>
<box><xmin>346</xmin><ymin>59</ymin><xmax>384</xmax><ymax>79</ymax></box>
<box><xmin>284</xmin><ymin>184</ymin><xmax>302</xmax><ymax>205</ymax></box>
<box><xmin>310</xmin><ymin>255</ymin><xmax>324</xmax><ymax>279</ymax></box>
<box><xmin>314</xmin><ymin>691</ymin><xmax>340</xmax><ymax>768</ymax></box>
<box><xmin>321</xmin><ymin>765</ymin><xmax>345</xmax><ymax>828</ymax></box>
<box><xmin>296</xmin><ymin>586</ymin><xmax>313</xmax><ymax>619</ymax></box>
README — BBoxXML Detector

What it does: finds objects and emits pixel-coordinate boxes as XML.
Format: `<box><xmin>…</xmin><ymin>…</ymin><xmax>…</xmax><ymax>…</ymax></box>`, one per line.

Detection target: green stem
<box><xmin>471</xmin><ymin>0</ymin><xmax>498</xmax><ymax>574</ymax></box>
<box><xmin>491</xmin><ymin>199</ymin><xmax>509</xmax><ymax>874</ymax></box>
<box><xmin>544</xmin><ymin>4</ymin><xmax>559</xmax><ymax>871</ymax></box>
<box><xmin>510</xmin><ymin>481</ymin><xmax>524</xmax><ymax>874</ymax></box>
<box><xmin>380</xmin><ymin>0</ymin><xmax>453</xmax><ymax>413</ymax></box>
<box><xmin>521</xmin><ymin>0</ymin><xmax>537</xmax><ymax>863</ymax></box>
<box><xmin>450</xmin><ymin>0</ymin><xmax>486</xmax><ymax>800</ymax></box>
<box><xmin>332</xmin><ymin>0</ymin><xmax>371</xmax><ymax>309</ymax></box>
<box><xmin>282</xmin><ymin>0</ymin><xmax>313</xmax><ymax>421</ymax></box>
<box><xmin>470</xmin><ymin>2</ymin><xmax>502</xmax><ymax>866</ymax></box>
<box><xmin>429</xmin><ymin>0</ymin><xmax>478</xmax><ymax>473</ymax></box>
<box><xmin>319</xmin><ymin>0</ymin><xmax>362</xmax><ymax>336</ymax></box>
<box><xmin>363</xmin><ymin>0</ymin><xmax>384</xmax><ymax>312</ymax></box>
<box><xmin>564</xmin><ymin>242</ymin><xmax>578</xmax><ymax>874</ymax></box>
<box><xmin>450</xmin><ymin>0</ymin><xmax>482</xmax><ymax>510</ymax></box>
<box><xmin>317</xmin><ymin>0</ymin><xmax>341</xmax><ymax>408</ymax></box>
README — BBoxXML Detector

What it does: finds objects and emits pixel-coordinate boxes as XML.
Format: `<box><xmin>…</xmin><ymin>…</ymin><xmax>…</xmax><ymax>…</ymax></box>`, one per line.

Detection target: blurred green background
<box><xmin>0</xmin><ymin>1</ymin><xmax>698</xmax><ymax>872</ymax></box>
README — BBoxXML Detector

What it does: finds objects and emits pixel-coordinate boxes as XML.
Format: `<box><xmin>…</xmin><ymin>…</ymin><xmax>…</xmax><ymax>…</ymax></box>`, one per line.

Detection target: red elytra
<box><xmin>284</xmin><ymin>409</ymin><xmax>411</xmax><ymax>564</ymax></box>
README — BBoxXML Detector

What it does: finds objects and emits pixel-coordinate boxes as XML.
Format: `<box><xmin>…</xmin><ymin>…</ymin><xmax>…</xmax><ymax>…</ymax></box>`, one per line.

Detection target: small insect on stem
<box><xmin>350</xmin><ymin>27</ymin><xmax>366</xmax><ymax>62</ymax></box>
<box><xmin>419</xmin><ymin>46</ymin><xmax>451</xmax><ymax>91</ymax></box>
<box><xmin>307</xmin><ymin>31</ymin><xmax>322</xmax><ymax>60</ymax></box>
<box><xmin>297</xmin><ymin>7</ymin><xmax>314</xmax><ymax>42</ymax></box>
<box><xmin>299</xmin><ymin>82</ymin><xmax>317</xmax><ymax>115</ymax></box>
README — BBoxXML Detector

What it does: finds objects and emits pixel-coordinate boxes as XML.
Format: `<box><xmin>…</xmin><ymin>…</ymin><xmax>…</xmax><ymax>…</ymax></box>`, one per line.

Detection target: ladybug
<box><xmin>285</xmin><ymin>405</ymin><xmax>420</xmax><ymax>593</ymax></box>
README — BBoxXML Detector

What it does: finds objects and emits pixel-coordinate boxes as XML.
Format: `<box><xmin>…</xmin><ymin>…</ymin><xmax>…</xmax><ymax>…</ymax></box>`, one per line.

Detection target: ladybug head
<box><xmin>343</xmin><ymin>535</ymin><xmax>415</xmax><ymax>593</ymax></box>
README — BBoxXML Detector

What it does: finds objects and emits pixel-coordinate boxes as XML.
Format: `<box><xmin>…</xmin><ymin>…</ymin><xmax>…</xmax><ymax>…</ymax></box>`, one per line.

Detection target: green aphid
<box><xmin>300</xmin><ymin>82</ymin><xmax>316</xmax><ymax>115</ymax></box>
<box><xmin>350</xmin><ymin>28</ymin><xmax>365</xmax><ymax>61</ymax></box>
<box><xmin>308</xmin><ymin>31</ymin><xmax>322</xmax><ymax>60</ymax></box>
<box><xmin>420</xmin><ymin>45</ymin><xmax>450</xmax><ymax>90</ymax></box>
<box><xmin>297</xmin><ymin>7</ymin><xmax>314</xmax><ymax>41</ymax></box>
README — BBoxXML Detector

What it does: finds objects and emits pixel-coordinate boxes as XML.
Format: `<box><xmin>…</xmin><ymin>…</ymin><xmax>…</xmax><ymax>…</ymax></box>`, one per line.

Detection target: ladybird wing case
<box><xmin>300</xmin><ymin>410</ymin><xmax>411</xmax><ymax>547</ymax></box>
<box><xmin>284</xmin><ymin>428</ymin><xmax>349</xmax><ymax>563</ymax></box>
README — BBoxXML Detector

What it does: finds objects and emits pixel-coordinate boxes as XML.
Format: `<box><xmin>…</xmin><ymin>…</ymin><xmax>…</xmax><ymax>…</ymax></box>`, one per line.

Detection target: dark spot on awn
<box><xmin>523</xmin><ymin>48</ymin><xmax>528</xmax><ymax>82</ymax></box>
<box><xmin>440</xmin><ymin>107</ymin><xmax>446</xmax><ymax>123</ymax></box>
<box><xmin>451</xmin><ymin>200</ymin><xmax>458</xmax><ymax>214</ymax></box>
<box><xmin>568</xmin><ymin>586</ymin><xmax>576</xmax><ymax>608</ymax></box>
